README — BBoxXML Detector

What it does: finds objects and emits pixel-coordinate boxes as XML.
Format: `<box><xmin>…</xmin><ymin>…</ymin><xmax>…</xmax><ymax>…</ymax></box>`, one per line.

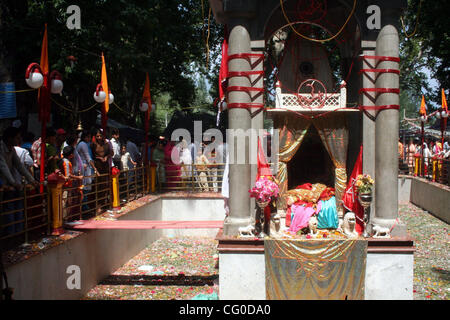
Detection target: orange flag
<box><xmin>419</xmin><ymin>95</ymin><xmax>427</xmax><ymax>116</ymax></box>
<box><xmin>442</xmin><ymin>89</ymin><xmax>448</xmax><ymax>112</ymax></box>
<box><xmin>38</xmin><ymin>24</ymin><xmax>50</xmax><ymax>122</ymax></box>
<box><xmin>40</xmin><ymin>24</ymin><xmax>49</xmax><ymax>74</ymax></box>
<box><xmin>101</xmin><ymin>53</ymin><xmax>109</xmax><ymax>112</ymax></box>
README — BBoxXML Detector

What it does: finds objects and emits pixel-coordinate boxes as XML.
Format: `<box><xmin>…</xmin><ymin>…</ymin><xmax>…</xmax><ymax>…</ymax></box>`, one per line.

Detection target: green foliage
<box><xmin>0</xmin><ymin>0</ymin><xmax>222</xmax><ymax>132</ymax></box>
<box><xmin>400</xmin><ymin>0</ymin><xmax>450</xmax><ymax>112</ymax></box>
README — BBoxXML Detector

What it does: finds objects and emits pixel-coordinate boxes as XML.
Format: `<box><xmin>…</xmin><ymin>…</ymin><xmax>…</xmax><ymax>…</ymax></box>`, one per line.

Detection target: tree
<box><xmin>400</xmin><ymin>0</ymin><xmax>450</xmax><ymax>113</ymax></box>
<box><xmin>0</xmin><ymin>0</ymin><xmax>222</xmax><ymax>131</ymax></box>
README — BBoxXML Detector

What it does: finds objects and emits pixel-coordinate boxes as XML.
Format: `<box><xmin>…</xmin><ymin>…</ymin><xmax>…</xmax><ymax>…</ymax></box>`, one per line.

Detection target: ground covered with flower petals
<box><xmin>83</xmin><ymin>202</ymin><xmax>448</xmax><ymax>300</ymax></box>
<box><xmin>399</xmin><ymin>203</ymin><xmax>449</xmax><ymax>300</ymax></box>
<box><xmin>83</xmin><ymin>237</ymin><xmax>219</xmax><ymax>300</ymax></box>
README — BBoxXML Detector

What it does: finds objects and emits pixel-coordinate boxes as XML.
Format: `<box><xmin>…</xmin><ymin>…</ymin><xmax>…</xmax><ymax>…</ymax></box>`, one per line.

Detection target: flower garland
<box><xmin>249</xmin><ymin>176</ymin><xmax>279</xmax><ymax>202</ymax></box>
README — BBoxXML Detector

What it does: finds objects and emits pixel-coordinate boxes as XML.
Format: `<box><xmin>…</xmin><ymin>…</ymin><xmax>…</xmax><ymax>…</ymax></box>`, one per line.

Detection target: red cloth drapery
<box><xmin>342</xmin><ymin>145</ymin><xmax>364</xmax><ymax>234</ymax></box>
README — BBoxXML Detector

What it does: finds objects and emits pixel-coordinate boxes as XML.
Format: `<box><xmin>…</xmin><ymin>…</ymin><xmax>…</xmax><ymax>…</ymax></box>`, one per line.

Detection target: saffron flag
<box><xmin>40</xmin><ymin>24</ymin><xmax>49</xmax><ymax>74</ymax></box>
<box><xmin>442</xmin><ymin>89</ymin><xmax>448</xmax><ymax>112</ymax></box>
<box><xmin>342</xmin><ymin>145</ymin><xmax>364</xmax><ymax>234</ymax></box>
<box><xmin>38</xmin><ymin>24</ymin><xmax>50</xmax><ymax>122</ymax></box>
<box><xmin>419</xmin><ymin>95</ymin><xmax>427</xmax><ymax>116</ymax></box>
<box><xmin>101</xmin><ymin>53</ymin><xmax>109</xmax><ymax>112</ymax></box>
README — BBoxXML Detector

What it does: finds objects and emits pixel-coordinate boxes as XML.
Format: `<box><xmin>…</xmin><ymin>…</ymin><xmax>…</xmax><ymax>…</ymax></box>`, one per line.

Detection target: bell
<box><xmin>76</xmin><ymin>121</ymin><xmax>83</xmax><ymax>131</ymax></box>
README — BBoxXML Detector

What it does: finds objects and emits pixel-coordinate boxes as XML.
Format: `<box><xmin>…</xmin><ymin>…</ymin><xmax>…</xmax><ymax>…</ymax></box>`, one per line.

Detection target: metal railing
<box><xmin>411</xmin><ymin>155</ymin><xmax>450</xmax><ymax>187</ymax></box>
<box><xmin>159</xmin><ymin>163</ymin><xmax>225</xmax><ymax>192</ymax></box>
<box><xmin>0</xmin><ymin>182</ymin><xmax>49</xmax><ymax>246</ymax></box>
<box><xmin>1</xmin><ymin>162</ymin><xmax>226</xmax><ymax>250</ymax></box>
<box><xmin>118</xmin><ymin>166</ymin><xmax>147</xmax><ymax>204</ymax></box>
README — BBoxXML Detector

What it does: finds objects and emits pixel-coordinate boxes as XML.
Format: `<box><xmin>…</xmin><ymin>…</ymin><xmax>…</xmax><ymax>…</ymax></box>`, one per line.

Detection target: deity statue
<box><xmin>308</xmin><ymin>215</ymin><xmax>318</xmax><ymax>235</ymax></box>
<box><xmin>342</xmin><ymin>212</ymin><xmax>358</xmax><ymax>238</ymax></box>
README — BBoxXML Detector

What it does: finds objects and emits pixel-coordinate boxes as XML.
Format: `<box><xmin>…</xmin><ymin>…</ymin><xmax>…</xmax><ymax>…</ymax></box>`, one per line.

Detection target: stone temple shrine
<box><xmin>210</xmin><ymin>0</ymin><xmax>414</xmax><ymax>300</ymax></box>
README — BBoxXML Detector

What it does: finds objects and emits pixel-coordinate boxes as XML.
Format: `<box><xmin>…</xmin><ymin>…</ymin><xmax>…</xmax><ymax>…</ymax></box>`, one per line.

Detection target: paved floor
<box><xmin>399</xmin><ymin>202</ymin><xmax>449</xmax><ymax>300</ymax></box>
<box><xmin>83</xmin><ymin>202</ymin><xmax>449</xmax><ymax>300</ymax></box>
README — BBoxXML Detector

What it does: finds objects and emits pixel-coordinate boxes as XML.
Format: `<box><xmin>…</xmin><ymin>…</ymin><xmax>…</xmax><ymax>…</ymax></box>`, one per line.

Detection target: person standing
<box><xmin>178</xmin><ymin>139</ymin><xmax>192</xmax><ymax>183</ymax></box>
<box><xmin>59</xmin><ymin>146</ymin><xmax>83</xmax><ymax>221</ymax></box>
<box><xmin>195</xmin><ymin>147</ymin><xmax>210</xmax><ymax>192</ymax></box>
<box><xmin>406</xmin><ymin>138</ymin><xmax>416</xmax><ymax>175</ymax></box>
<box><xmin>152</xmin><ymin>140</ymin><xmax>166</xmax><ymax>191</ymax></box>
<box><xmin>91</xmin><ymin>128</ymin><xmax>113</xmax><ymax>213</ymax></box>
<box><xmin>0</xmin><ymin>127</ymin><xmax>38</xmax><ymax>235</ymax></box>
<box><xmin>110</xmin><ymin>128</ymin><xmax>121</xmax><ymax>169</ymax></box>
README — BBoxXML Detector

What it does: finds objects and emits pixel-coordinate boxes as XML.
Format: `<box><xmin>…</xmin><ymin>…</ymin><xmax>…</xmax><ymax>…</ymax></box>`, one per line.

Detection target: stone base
<box><xmin>216</xmin><ymin>232</ymin><xmax>415</xmax><ymax>300</ymax></box>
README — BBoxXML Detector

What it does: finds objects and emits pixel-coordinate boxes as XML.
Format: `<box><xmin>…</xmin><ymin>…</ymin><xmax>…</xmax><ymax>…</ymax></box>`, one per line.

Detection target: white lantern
<box><xmin>441</xmin><ymin>110</ymin><xmax>448</xmax><ymax>118</ymax></box>
<box><xmin>151</xmin><ymin>103</ymin><xmax>156</xmax><ymax>112</ymax></box>
<box><xmin>420</xmin><ymin>115</ymin><xmax>427</xmax><ymax>123</ymax></box>
<box><xmin>108</xmin><ymin>93</ymin><xmax>114</xmax><ymax>105</ymax></box>
<box><xmin>220</xmin><ymin>100</ymin><xmax>227</xmax><ymax>111</ymax></box>
<box><xmin>50</xmin><ymin>78</ymin><xmax>64</xmax><ymax>94</ymax></box>
<box><xmin>93</xmin><ymin>90</ymin><xmax>106</xmax><ymax>103</ymax></box>
<box><xmin>139</xmin><ymin>102</ymin><xmax>149</xmax><ymax>112</ymax></box>
<box><xmin>25</xmin><ymin>71</ymin><xmax>44</xmax><ymax>89</ymax></box>
<box><xmin>436</xmin><ymin>111</ymin><xmax>441</xmax><ymax>119</ymax></box>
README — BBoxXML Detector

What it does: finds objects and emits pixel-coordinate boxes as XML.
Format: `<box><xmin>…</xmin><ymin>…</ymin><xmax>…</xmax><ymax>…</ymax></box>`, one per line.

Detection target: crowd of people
<box><xmin>0</xmin><ymin>122</ymin><xmax>229</xmax><ymax>237</ymax></box>
<box><xmin>400</xmin><ymin>136</ymin><xmax>450</xmax><ymax>176</ymax></box>
<box><xmin>0</xmin><ymin>123</ymin><xmax>149</xmax><ymax>235</ymax></box>
<box><xmin>151</xmin><ymin>135</ymin><xmax>227</xmax><ymax>193</ymax></box>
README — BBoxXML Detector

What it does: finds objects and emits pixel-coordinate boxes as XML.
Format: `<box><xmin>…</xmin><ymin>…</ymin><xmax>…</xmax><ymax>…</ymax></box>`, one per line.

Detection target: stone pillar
<box><xmin>361</xmin><ymin>41</ymin><xmax>377</xmax><ymax>220</ymax></box>
<box><xmin>373</xmin><ymin>16</ymin><xmax>406</xmax><ymax>236</ymax></box>
<box><xmin>224</xmin><ymin>20</ymin><xmax>253</xmax><ymax>236</ymax></box>
<box><xmin>249</xmin><ymin>40</ymin><xmax>265</xmax><ymax>214</ymax></box>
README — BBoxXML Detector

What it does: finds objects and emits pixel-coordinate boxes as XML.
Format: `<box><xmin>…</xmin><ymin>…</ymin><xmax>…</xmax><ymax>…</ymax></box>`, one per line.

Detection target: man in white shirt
<box><xmin>13</xmin><ymin>146</ymin><xmax>34</xmax><ymax>183</ymax></box>
<box><xmin>110</xmin><ymin>128</ymin><xmax>121</xmax><ymax>169</ymax></box>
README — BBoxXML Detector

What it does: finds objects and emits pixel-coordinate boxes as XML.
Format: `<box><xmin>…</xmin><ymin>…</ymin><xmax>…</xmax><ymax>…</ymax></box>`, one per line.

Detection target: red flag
<box><xmin>256</xmin><ymin>137</ymin><xmax>273</xmax><ymax>223</ymax></box>
<box><xmin>218</xmin><ymin>36</ymin><xmax>228</xmax><ymax>102</ymax></box>
<box><xmin>257</xmin><ymin>137</ymin><xmax>272</xmax><ymax>179</ymax></box>
<box><xmin>143</xmin><ymin>73</ymin><xmax>152</xmax><ymax>163</ymax></box>
<box><xmin>342</xmin><ymin>145</ymin><xmax>365</xmax><ymax>234</ymax></box>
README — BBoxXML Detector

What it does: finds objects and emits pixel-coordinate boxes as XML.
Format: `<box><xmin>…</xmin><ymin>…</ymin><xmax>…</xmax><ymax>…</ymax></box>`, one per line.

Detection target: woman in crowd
<box><xmin>76</xmin><ymin>130</ymin><xmax>95</xmax><ymax>211</ymax></box>
<box><xmin>90</xmin><ymin>128</ymin><xmax>113</xmax><ymax>213</ymax></box>
<box><xmin>406</xmin><ymin>138</ymin><xmax>416</xmax><ymax>175</ymax></box>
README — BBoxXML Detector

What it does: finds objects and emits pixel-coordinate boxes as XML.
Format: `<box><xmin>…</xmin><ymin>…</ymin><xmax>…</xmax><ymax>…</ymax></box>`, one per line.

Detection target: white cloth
<box><xmin>13</xmin><ymin>146</ymin><xmax>34</xmax><ymax>184</ymax></box>
<box><xmin>221</xmin><ymin>152</ymin><xmax>229</xmax><ymax>198</ymax></box>
<box><xmin>110</xmin><ymin>138</ymin><xmax>121</xmax><ymax>159</ymax></box>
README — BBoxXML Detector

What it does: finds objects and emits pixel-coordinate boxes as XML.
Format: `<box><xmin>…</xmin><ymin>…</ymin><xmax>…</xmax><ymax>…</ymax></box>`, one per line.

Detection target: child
<box><xmin>60</xmin><ymin>146</ymin><xmax>83</xmax><ymax>220</ymax></box>
<box><xmin>120</xmin><ymin>144</ymin><xmax>137</xmax><ymax>171</ymax></box>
